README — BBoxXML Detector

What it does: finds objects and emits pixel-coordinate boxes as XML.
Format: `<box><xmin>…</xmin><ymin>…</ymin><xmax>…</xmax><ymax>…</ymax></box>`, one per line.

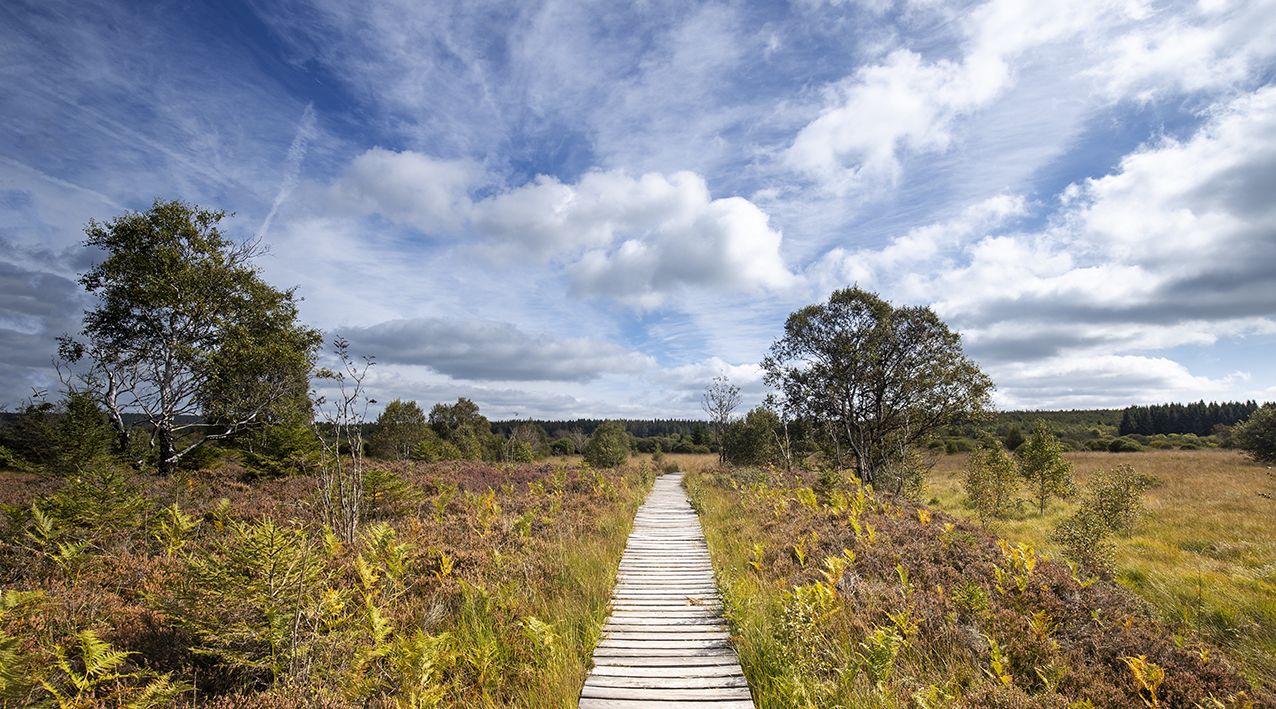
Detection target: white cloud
<box><xmin>989</xmin><ymin>354</ymin><xmax>1259</xmax><ymax>409</ymax></box>
<box><xmin>650</xmin><ymin>358</ymin><xmax>766</xmax><ymax>393</ymax></box>
<box><xmin>338</xmin><ymin>317</ymin><xmax>654</xmax><ymax>383</ymax></box>
<box><xmin>806</xmin><ymin>193</ymin><xmax>1027</xmax><ymax>295</ymax></box>
<box><xmin>1092</xmin><ymin>0</ymin><xmax>1276</xmax><ymax>99</ymax></box>
<box><xmin>918</xmin><ymin>86</ymin><xmax>1276</xmax><ymax>373</ymax></box>
<box><xmin>786</xmin><ymin>48</ymin><xmax>1009</xmax><ymax>190</ymax></box>
<box><xmin>320</xmin><ymin>148</ymin><xmax>484</xmax><ymax>234</ymax></box>
<box><xmin>473</xmin><ymin>170</ymin><xmax>795</xmax><ymax>307</ymax></box>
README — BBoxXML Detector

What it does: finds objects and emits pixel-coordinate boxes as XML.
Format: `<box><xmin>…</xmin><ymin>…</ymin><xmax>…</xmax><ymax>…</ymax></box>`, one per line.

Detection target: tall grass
<box><xmin>927</xmin><ymin>448</ymin><xmax>1276</xmax><ymax>687</ymax></box>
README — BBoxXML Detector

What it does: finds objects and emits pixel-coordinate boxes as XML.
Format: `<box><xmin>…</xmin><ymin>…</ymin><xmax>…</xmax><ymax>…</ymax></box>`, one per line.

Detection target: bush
<box><xmin>1108</xmin><ymin>437</ymin><xmax>1144</xmax><ymax>453</ymax></box>
<box><xmin>1234</xmin><ymin>404</ymin><xmax>1276</xmax><ymax>464</ymax></box>
<box><xmin>722</xmin><ymin>408</ymin><xmax>782</xmax><ymax>467</ymax></box>
<box><xmin>963</xmin><ymin>440</ymin><xmax>1018</xmax><ymax>525</ymax></box>
<box><xmin>1085</xmin><ymin>438</ymin><xmax>1112</xmax><ymax>451</ymax></box>
<box><xmin>582</xmin><ymin>420</ymin><xmax>629</xmax><ymax>468</ymax></box>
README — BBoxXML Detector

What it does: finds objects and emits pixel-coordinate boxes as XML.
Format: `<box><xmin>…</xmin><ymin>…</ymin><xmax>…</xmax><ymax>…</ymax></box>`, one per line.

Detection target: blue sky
<box><xmin>2</xmin><ymin>0</ymin><xmax>1275</xmax><ymax>420</ymax></box>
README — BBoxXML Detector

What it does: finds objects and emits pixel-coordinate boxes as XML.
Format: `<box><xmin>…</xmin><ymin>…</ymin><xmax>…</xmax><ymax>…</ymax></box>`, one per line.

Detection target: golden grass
<box><xmin>926</xmin><ymin>448</ymin><xmax>1276</xmax><ymax>686</ymax></box>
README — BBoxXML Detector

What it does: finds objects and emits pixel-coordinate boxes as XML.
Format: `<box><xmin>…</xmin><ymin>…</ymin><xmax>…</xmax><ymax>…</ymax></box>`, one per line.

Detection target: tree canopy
<box><xmin>60</xmin><ymin>199</ymin><xmax>321</xmax><ymax>475</ymax></box>
<box><xmin>761</xmin><ymin>286</ymin><xmax>994</xmax><ymax>485</ymax></box>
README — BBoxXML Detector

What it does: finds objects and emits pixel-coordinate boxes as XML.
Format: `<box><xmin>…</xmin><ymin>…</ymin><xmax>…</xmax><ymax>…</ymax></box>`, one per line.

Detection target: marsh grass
<box><xmin>927</xmin><ymin>448</ymin><xmax>1276</xmax><ymax>687</ymax></box>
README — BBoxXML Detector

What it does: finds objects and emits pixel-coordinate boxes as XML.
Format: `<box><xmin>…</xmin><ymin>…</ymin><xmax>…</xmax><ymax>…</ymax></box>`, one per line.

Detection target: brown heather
<box><xmin>928</xmin><ymin>448</ymin><xmax>1276</xmax><ymax>688</ymax></box>
<box><xmin>0</xmin><ymin>458</ymin><xmax>656</xmax><ymax>708</ymax></box>
<box><xmin>689</xmin><ymin>460</ymin><xmax>1275</xmax><ymax>709</ymax></box>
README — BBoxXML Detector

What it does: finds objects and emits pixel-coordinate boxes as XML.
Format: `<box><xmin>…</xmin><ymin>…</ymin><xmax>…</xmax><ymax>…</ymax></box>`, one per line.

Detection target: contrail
<box><xmin>259</xmin><ymin>102</ymin><xmax>317</xmax><ymax>237</ymax></box>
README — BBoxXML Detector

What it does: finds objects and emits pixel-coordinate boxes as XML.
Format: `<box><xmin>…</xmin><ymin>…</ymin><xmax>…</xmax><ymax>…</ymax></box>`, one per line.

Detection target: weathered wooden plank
<box><xmin>584</xmin><ymin>674</ymin><xmax>751</xmax><ymax>690</ymax></box>
<box><xmin>579</xmin><ymin>699</ymin><xmax>756</xmax><ymax>709</ymax></box>
<box><xmin>588</xmin><ymin>664</ymin><xmax>745</xmax><ymax>678</ymax></box>
<box><xmin>580</xmin><ymin>685</ymin><xmax>754</xmax><ymax>701</ymax></box>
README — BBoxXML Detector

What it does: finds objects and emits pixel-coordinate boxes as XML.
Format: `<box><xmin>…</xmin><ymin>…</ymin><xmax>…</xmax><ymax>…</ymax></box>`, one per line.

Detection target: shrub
<box><xmin>582</xmin><ymin>420</ymin><xmax>629</xmax><ymax>468</ymax></box>
<box><xmin>1053</xmin><ymin>464</ymin><xmax>1157</xmax><ymax>577</ymax></box>
<box><xmin>722</xmin><ymin>408</ymin><xmax>782</xmax><ymax>467</ymax></box>
<box><xmin>1108</xmin><ymin>437</ymin><xmax>1145</xmax><ymax>453</ymax></box>
<box><xmin>1087</xmin><ymin>464</ymin><xmax>1158</xmax><ymax>534</ymax></box>
<box><xmin>1085</xmin><ymin>438</ymin><xmax>1112</xmax><ymax>451</ymax></box>
<box><xmin>1234</xmin><ymin>404</ymin><xmax>1276</xmax><ymax>465</ymax></box>
<box><xmin>964</xmin><ymin>440</ymin><xmax>1018</xmax><ymax>525</ymax></box>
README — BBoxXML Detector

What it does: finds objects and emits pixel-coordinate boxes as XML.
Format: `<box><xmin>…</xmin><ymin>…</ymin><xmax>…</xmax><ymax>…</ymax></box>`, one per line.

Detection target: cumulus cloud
<box><xmin>318</xmin><ymin>159</ymin><xmax>796</xmax><ymax>309</ymax></box>
<box><xmin>338</xmin><ymin>318</ymin><xmax>654</xmax><ymax>383</ymax></box>
<box><xmin>783</xmin><ymin>0</ymin><xmax>1262</xmax><ymax>193</ymax></box>
<box><xmin>913</xmin><ymin>86</ymin><xmax>1276</xmax><ymax>393</ymax></box>
<box><xmin>475</xmin><ymin>170</ymin><xmax>792</xmax><ymax>308</ymax></box>
<box><xmin>320</xmin><ymin>148</ymin><xmax>484</xmax><ymax>234</ymax></box>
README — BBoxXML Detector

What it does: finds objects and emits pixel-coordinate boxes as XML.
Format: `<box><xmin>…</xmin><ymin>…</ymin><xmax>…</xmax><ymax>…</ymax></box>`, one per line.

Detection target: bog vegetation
<box><xmin>2</xmin><ymin>200</ymin><xmax>1275</xmax><ymax>707</ymax></box>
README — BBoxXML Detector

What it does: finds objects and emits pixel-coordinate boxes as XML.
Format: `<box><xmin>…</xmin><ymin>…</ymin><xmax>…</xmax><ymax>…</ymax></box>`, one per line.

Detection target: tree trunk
<box><xmin>157</xmin><ymin>425</ymin><xmax>177</xmax><ymax>475</ymax></box>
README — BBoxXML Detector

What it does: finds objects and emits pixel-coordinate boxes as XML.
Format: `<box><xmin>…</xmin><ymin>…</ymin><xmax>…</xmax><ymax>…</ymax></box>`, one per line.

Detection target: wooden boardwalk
<box><xmin>579</xmin><ymin>471</ymin><xmax>755</xmax><ymax>709</ymax></box>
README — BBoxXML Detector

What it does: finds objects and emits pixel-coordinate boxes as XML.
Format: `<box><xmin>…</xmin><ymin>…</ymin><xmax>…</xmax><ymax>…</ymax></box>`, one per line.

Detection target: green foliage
<box><xmin>1002</xmin><ymin>425</ymin><xmax>1025</xmax><ymax>452</ymax></box>
<box><xmin>369</xmin><ymin>399</ymin><xmax>430</xmax><ymax>462</ymax></box>
<box><xmin>0</xmin><ymin>392</ymin><xmax>114</xmax><ymax>476</ymax></box>
<box><xmin>61</xmin><ymin>198</ymin><xmax>321</xmax><ymax>475</ymax></box>
<box><xmin>762</xmin><ymin>286</ymin><xmax>994</xmax><ymax>485</ymax></box>
<box><xmin>582</xmin><ymin>420</ymin><xmax>629</xmax><ymax>468</ymax></box>
<box><xmin>1053</xmin><ymin>464</ymin><xmax>1157</xmax><ymax>576</ymax></box>
<box><xmin>0</xmin><ymin>590</ymin><xmax>44</xmax><ymax>705</ymax></box>
<box><xmin>1017</xmin><ymin>420</ymin><xmax>1076</xmax><ymax>515</ymax></box>
<box><xmin>428</xmin><ymin>398</ymin><xmax>495</xmax><ymax>461</ymax></box>
<box><xmin>1108</xmin><ymin>436</ymin><xmax>1145</xmax><ymax>453</ymax></box>
<box><xmin>39</xmin><ymin>464</ymin><xmax>152</xmax><ymax>534</ymax></box>
<box><xmin>1086</xmin><ymin>464</ymin><xmax>1158</xmax><ymax>534</ymax></box>
<box><xmin>964</xmin><ymin>440</ymin><xmax>1019</xmax><ymax>525</ymax></box>
<box><xmin>164</xmin><ymin>517</ymin><xmax>322</xmax><ymax>685</ymax></box>
<box><xmin>721</xmin><ymin>407</ymin><xmax>782</xmax><ymax>467</ymax></box>
<box><xmin>1234</xmin><ymin>404</ymin><xmax>1276</xmax><ymax>465</ymax></box>
<box><xmin>39</xmin><ymin>629</ymin><xmax>188</xmax><ymax>709</ymax></box>
<box><xmin>363</xmin><ymin>468</ymin><xmax>424</xmax><ymax>519</ymax></box>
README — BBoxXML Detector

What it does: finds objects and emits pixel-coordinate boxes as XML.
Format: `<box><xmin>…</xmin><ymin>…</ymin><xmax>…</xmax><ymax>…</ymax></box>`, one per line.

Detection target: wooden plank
<box><xmin>580</xmin><ymin>686</ymin><xmax>754</xmax><ymax>701</ymax></box>
<box><xmin>579</xmin><ymin>699</ymin><xmax>755</xmax><ymax>709</ymax></box>
<box><xmin>584</xmin><ymin>675</ymin><xmax>750</xmax><ymax>690</ymax></box>
<box><xmin>589</xmin><ymin>668</ymin><xmax>745</xmax><ymax>678</ymax></box>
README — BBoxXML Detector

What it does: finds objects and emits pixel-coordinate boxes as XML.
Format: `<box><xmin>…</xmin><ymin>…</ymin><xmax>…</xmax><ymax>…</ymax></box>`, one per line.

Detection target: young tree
<box><xmin>963</xmin><ymin>439</ymin><xmax>1018</xmax><ymax>525</ymax></box>
<box><xmin>583</xmin><ymin>420</ymin><xmax>629</xmax><ymax>468</ymax></box>
<box><xmin>59</xmin><ymin>199</ymin><xmax>321</xmax><ymax>475</ymax></box>
<box><xmin>762</xmin><ymin>287</ymin><xmax>994</xmax><ymax>485</ymax></box>
<box><xmin>428</xmin><ymin>398</ymin><xmax>495</xmax><ymax>461</ymax></box>
<box><xmin>368</xmin><ymin>399</ymin><xmax>429</xmax><ymax>461</ymax></box>
<box><xmin>1017</xmin><ymin>419</ymin><xmax>1076</xmax><ymax>515</ymax></box>
<box><xmin>702</xmin><ymin>374</ymin><xmax>741</xmax><ymax>464</ymax></box>
<box><xmin>721</xmin><ymin>407</ymin><xmax>782</xmax><ymax>467</ymax></box>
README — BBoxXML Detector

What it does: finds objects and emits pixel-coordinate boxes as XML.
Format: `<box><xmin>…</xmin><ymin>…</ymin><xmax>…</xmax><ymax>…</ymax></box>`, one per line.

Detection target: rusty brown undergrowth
<box><xmin>1</xmin><ymin>459</ymin><xmax>654</xmax><ymax>708</ymax></box>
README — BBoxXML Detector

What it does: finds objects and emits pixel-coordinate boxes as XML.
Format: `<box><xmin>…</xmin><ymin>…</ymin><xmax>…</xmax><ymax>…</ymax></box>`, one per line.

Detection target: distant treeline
<box><xmin>1118</xmin><ymin>400</ymin><xmax>1262</xmax><ymax>437</ymax></box>
<box><xmin>490</xmin><ymin>418</ymin><xmax>706</xmax><ymax>438</ymax></box>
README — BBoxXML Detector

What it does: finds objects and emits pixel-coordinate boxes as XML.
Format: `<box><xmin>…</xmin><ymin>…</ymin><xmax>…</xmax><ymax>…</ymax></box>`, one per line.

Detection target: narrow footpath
<box><xmin>579</xmin><ymin>471</ymin><xmax>756</xmax><ymax>709</ymax></box>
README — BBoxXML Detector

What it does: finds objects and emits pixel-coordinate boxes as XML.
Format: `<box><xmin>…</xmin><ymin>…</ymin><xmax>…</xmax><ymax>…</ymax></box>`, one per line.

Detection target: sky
<box><xmin>2</xmin><ymin>0</ymin><xmax>1275</xmax><ymax>422</ymax></box>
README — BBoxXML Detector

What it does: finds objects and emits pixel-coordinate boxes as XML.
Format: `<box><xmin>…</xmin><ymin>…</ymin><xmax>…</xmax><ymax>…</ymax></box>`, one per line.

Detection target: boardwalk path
<box><xmin>579</xmin><ymin>471</ymin><xmax>755</xmax><ymax>709</ymax></box>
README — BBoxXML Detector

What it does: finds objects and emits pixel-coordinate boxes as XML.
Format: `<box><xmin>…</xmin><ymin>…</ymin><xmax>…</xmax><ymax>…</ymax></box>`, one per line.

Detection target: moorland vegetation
<box><xmin>2</xmin><ymin>200</ymin><xmax>1274</xmax><ymax>708</ymax></box>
